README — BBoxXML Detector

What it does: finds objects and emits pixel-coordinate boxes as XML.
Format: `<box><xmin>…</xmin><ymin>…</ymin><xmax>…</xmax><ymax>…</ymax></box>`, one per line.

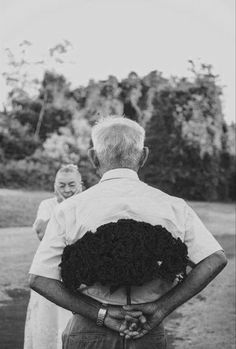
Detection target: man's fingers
<box><xmin>123</xmin><ymin>305</ymin><xmax>142</xmax><ymax>311</ymax></box>
<box><xmin>139</xmin><ymin>315</ymin><xmax>147</xmax><ymax>324</ymax></box>
<box><xmin>124</xmin><ymin>315</ymin><xmax>139</xmax><ymax>322</ymax></box>
<box><xmin>119</xmin><ymin>320</ymin><xmax>128</xmax><ymax>333</ymax></box>
<box><xmin>124</xmin><ymin>310</ymin><xmax>143</xmax><ymax>318</ymax></box>
<box><xmin>122</xmin><ymin>326</ymin><xmax>149</xmax><ymax>339</ymax></box>
<box><xmin>123</xmin><ymin>329</ymin><xmax>140</xmax><ymax>337</ymax></box>
<box><xmin>131</xmin><ymin>329</ymin><xmax>149</xmax><ymax>339</ymax></box>
<box><xmin>124</xmin><ymin>312</ymin><xmax>147</xmax><ymax>323</ymax></box>
<box><xmin>123</xmin><ymin>310</ymin><xmax>142</xmax><ymax>317</ymax></box>
<box><xmin>129</xmin><ymin>322</ymin><xmax>138</xmax><ymax>331</ymax></box>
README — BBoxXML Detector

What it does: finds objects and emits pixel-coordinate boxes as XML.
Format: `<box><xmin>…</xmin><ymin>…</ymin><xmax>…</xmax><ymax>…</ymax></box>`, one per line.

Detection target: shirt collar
<box><xmin>100</xmin><ymin>168</ymin><xmax>139</xmax><ymax>182</ymax></box>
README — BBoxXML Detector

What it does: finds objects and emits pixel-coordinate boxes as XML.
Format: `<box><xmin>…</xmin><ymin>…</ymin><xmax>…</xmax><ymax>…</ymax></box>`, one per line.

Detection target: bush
<box><xmin>1</xmin><ymin>67</ymin><xmax>235</xmax><ymax>200</ymax></box>
<box><xmin>0</xmin><ymin>153</ymin><xmax>99</xmax><ymax>191</ymax></box>
<box><xmin>14</xmin><ymin>106</ymin><xmax>72</xmax><ymax>140</ymax></box>
<box><xmin>140</xmin><ymin>72</ymin><xmax>235</xmax><ymax>201</ymax></box>
<box><xmin>0</xmin><ymin>120</ymin><xmax>40</xmax><ymax>160</ymax></box>
<box><xmin>0</xmin><ymin>158</ymin><xmax>58</xmax><ymax>190</ymax></box>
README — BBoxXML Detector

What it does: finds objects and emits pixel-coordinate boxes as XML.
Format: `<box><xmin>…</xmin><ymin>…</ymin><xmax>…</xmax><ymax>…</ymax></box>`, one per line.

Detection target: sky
<box><xmin>0</xmin><ymin>0</ymin><xmax>235</xmax><ymax>123</ymax></box>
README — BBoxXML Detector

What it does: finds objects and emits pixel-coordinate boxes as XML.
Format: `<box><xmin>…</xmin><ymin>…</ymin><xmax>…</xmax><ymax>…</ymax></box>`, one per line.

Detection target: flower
<box><xmin>60</xmin><ymin>219</ymin><xmax>189</xmax><ymax>294</ymax></box>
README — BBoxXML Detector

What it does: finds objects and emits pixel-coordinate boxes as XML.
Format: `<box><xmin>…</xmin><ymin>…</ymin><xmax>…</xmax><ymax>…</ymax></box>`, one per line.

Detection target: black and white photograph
<box><xmin>0</xmin><ymin>0</ymin><xmax>235</xmax><ymax>348</ymax></box>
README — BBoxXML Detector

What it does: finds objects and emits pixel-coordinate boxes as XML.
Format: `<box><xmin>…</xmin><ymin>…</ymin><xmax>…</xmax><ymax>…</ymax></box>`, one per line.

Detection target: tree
<box><xmin>1</xmin><ymin>59</ymin><xmax>235</xmax><ymax>199</ymax></box>
<box><xmin>2</xmin><ymin>40</ymin><xmax>74</xmax><ymax>138</ymax></box>
<box><xmin>141</xmin><ymin>64</ymin><xmax>233</xmax><ymax>200</ymax></box>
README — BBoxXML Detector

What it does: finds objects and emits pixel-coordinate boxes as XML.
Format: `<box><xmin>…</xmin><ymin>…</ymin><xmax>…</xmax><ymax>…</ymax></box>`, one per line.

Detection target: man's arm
<box><xmin>29</xmin><ymin>274</ymin><xmax>100</xmax><ymax>318</ymax></box>
<box><xmin>29</xmin><ymin>274</ymin><xmax>142</xmax><ymax>334</ymax></box>
<box><xmin>29</xmin><ymin>206</ymin><xmax>144</xmax><ymax>335</ymax></box>
<box><xmin>123</xmin><ymin>250</ymin><xmax>227</xmax><ymax>338</ymax></box>
<box><xmin>154</xmin><ymin>250</ymin><xmax>227</xmax><ymax>318</ymax></box>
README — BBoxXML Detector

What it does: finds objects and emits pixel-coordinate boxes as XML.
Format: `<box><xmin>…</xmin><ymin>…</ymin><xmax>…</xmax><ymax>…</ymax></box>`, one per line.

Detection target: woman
<box><xmin>24</xmin><ymin>164</ymin><xmax>83</xmax><ymax>349</ymax></box>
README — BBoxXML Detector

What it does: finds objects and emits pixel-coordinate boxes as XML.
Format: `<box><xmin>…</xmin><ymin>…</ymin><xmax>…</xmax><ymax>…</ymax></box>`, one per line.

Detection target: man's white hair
<box><xmin>91</xmin><ymin>116</ymin><xmax>145</xmax><ymax>168</ymax></box>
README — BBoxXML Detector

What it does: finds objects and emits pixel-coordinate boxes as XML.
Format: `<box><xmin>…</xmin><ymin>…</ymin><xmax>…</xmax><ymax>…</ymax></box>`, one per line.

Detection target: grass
<box><xmin>187</xmin><ymin>201</ymin><xmax>235</xmax><ymax>236</ymax></box>
<box><xmin>0</xmin><ymin>189</ymin><xmax>52</xmax><ymax>228</ymax></box>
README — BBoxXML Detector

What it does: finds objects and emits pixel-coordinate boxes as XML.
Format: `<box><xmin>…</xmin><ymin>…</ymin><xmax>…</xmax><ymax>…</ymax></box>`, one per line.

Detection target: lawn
<box><xmin>0</xmin><ymin>189</ymin><xmax>51</xmax><ymax>228</ymax></box>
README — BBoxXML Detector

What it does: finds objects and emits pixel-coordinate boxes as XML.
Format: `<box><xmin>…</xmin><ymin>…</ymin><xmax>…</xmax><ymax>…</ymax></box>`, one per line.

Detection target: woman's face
<box><xmin>54</xmin><ymin>172</ymin><xmax>82</xmax><ymax>199</ymax></box>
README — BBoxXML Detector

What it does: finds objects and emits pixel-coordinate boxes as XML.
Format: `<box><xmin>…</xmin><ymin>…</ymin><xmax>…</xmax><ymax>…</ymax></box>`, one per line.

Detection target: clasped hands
<box><xmin>104</xmin><ymin>302</ymin><xmax>164</xmax><ymax>340</ymax></box>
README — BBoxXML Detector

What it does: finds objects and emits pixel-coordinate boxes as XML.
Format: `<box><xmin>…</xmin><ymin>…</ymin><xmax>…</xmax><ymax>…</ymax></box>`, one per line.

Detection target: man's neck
<box><xmin>98</xmin><ymin>166</ymin><xmax>138</xmax><ymax>177</ymax></box>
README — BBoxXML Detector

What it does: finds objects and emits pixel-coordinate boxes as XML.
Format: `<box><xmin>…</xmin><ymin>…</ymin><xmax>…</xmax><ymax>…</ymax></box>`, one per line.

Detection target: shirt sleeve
<box><xmin>184</xmin><ymin>204</ymin><xmax>223</xmax><ymax>264</ymax></box>
<box><xmin>29</xmin><ymin>206</ymin><xmax>66</xmax><ymax>280</ymax></box>
<box><xmin>32</xmin><ymin>200</ymin><xmax>51</xmax><ymax>228</ymax></box>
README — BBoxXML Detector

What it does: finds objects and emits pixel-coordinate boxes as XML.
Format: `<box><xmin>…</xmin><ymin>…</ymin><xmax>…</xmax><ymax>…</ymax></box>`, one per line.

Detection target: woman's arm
<box><xmin>33</xmin><ymin>219</ymin><xmax>49</xmax><ymax>241</ymax></box>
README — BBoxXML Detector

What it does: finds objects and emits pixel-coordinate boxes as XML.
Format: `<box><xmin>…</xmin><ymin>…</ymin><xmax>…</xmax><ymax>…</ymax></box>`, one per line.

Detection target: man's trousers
<box><xmin>62</xmin><ymin>313</ymin><xmax>167</xmax><ymax>349</ymax></box>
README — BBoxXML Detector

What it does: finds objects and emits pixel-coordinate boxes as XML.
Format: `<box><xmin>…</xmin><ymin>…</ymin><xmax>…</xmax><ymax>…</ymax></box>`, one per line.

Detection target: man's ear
<box><xmin>139</xmin><ymin>147</ymin><xmax>149</xmax><ymax>168</ymax></box>
<box><xmin>88</xmin><ymin>148</ymin><xmax>100</xmax><ymax>169</ymax></box>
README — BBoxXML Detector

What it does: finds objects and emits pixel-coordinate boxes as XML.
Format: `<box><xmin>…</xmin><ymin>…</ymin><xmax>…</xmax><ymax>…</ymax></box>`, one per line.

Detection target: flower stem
<box><xmin>126</xmin><ymin>286</ymin><xmax>131</xmax><ymax>305</ymax></box>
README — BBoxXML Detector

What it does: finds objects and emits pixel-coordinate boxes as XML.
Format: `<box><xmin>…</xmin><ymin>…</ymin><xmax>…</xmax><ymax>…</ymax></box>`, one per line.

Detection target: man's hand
<box><xmin>104</xmin><ymin>305</ymin><xmax>145</xmax><ymax>338</ymax></box>
<box><xmin>121</xmin><ymin>250</ymin><xmax>227</xmax><ymax>339</ymax></box>
<box><xmin>29</xmin><ymin>275</ymin><xmax>146</xmax><ymax>338</ymax></box>
<box><xmin>121</xmin><ymin>302</ymin><xmax>164</xmax><ymax>339</ymax></box>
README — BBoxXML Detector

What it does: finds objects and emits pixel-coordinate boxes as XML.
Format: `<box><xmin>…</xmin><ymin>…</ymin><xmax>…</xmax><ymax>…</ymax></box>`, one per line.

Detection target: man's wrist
<box><xmin>71</xmin><ymin>293</ymin><xmax>101</xmax><ymax>320</ymax></box>
<box><xmin>153</xmin><ymin>300</ymin><xmax>166</xmax><ymax>322</ymax></box>
<box><xmin>96</xmin><ymin>303</ymin><xmax>108</xmax><ymax>326</ymax></box>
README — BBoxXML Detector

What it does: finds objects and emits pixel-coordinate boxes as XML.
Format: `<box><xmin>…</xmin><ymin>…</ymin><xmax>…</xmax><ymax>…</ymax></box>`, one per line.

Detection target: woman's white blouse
<box><xmin>32</xmin><ymin>197</ymin><xmax>58</xmax><ymax>231</ymax></box>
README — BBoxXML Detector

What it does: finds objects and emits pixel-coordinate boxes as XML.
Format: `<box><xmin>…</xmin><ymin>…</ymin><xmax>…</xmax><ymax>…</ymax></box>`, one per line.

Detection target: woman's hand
<box><xmin>55</xmin><ymin>185</ymin><xmax>82</xmax><ymax>203</ymax></box>
<box><xmin>55</xmin><ymin>188</ymin><xmax>65</xmax><ymax>203</ymax></box>
<box><xmin>34</xmin><ymin>219</ymin><xmax>49</xmax><ymax>241</ymax></box>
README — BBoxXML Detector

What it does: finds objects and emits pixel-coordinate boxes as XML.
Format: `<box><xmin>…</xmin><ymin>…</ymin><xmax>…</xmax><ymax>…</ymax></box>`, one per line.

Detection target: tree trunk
<box><xmin>35</xmin><ymin>91</ymin><xmax>47</xmax><ymax>139</ymax></box>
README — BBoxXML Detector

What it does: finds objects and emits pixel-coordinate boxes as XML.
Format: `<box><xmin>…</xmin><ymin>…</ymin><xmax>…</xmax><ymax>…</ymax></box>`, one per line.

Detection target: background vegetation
<box><xmin>0</xmin><ymin>43</ymin><xmax>235</xmax><ymax>200</ymax></box>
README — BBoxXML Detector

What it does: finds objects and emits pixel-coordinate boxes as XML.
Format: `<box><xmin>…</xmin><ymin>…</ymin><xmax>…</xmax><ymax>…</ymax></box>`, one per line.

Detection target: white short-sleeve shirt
<box><xmin>32</xmin><ymin>197</ymin><xmax>58</xmax><ymax>232</ymax></box>
<box><xmin>29</xmin><ymin>169</ymin><xmax>222</xmax><ymax>305</ymax></box>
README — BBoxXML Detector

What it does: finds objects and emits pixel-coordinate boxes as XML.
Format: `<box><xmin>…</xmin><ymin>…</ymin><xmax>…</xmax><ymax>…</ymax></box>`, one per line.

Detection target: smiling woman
<box><xmin>54</xmin><ymin>164</ymin><xmax>83</xmax><ymax>201</ymax></box>
<box><xmin>23</xmin><ymin>164</ymin><xmax>83</xmax><ymax>349</ymax></box>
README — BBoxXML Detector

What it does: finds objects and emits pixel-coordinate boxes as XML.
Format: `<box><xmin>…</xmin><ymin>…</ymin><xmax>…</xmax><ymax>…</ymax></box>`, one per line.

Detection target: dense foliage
<box><xmin>0</xmin><ymin>64</ymin><xmax>235</xmax><ymax>200</ymax></box>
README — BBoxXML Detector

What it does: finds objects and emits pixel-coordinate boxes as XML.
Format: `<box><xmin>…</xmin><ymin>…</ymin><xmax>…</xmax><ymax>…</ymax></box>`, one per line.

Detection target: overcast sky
<box><xmin>0</xmin><ymin>0</ymin><xmax>235</xmax><ymax>123</ymax></box>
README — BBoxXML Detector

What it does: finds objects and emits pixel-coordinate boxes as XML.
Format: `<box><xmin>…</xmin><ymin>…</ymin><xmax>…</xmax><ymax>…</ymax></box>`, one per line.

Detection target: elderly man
<box><xmin>29</xmin><ymin>116</ymin><xmax>227</xmax><ymax>349</ymax></box>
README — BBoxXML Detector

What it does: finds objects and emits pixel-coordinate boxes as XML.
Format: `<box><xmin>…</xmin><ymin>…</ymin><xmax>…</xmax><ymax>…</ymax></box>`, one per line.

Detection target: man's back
<box><xmin>51</xmin><ymin>169</ymin><xmax>221</xmax><ymax>305</ymax></box>
<box><xmin>60</xmin><ymin>169</ymin><xmax>186</xmax><ymax>243</ymax></box>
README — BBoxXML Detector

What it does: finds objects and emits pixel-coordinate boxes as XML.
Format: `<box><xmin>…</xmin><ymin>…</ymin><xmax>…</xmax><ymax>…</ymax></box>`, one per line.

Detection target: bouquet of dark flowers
<box><xmin>60</xmin><ymin>219</ymin><xmax>191</xmax><ymax>304</ymax></box>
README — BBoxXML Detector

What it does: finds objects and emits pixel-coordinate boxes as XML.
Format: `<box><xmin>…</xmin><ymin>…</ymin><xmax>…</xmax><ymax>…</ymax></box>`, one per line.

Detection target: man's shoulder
<box><xmin>56</xmin><ymin>184</ymin><xmax>100</xmax><ymax>212</ymax></box>
<box><xmin>141</xmin><ymin>181</ymin><xmax>187</xmax><ymax>208</ymax></box>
